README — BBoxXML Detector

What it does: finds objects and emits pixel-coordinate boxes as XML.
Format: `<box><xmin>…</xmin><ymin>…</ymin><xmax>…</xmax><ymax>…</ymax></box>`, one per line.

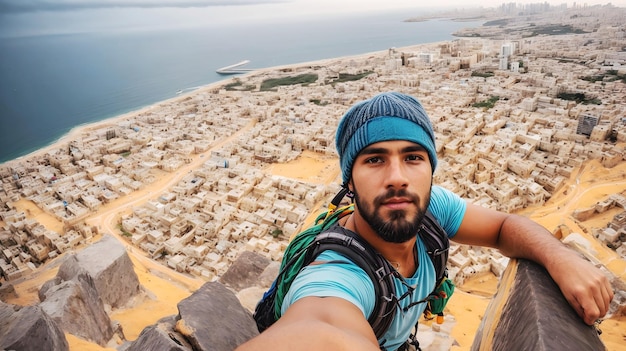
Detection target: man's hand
<box><xmin>547</xmin><ymin>251</ymin><xmax>614</xmax><ymax>325</ymax></box>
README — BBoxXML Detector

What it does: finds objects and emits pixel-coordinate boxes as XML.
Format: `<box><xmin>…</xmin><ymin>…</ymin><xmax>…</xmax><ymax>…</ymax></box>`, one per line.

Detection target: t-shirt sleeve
<box><xmin>428</xmin><ymin>185</ymin><xmax>467</xmax><ymax>238</ymax></box>
<box><xmin>280</xmin><ymin>250</ymin><xmax>376</xmax><ymax>318</ymax></box>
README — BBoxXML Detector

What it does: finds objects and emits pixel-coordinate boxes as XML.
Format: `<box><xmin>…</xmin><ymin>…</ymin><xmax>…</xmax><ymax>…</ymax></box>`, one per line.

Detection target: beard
<box><xmin>353</xmin><ymin>186</ymin><xmax>431</xmax><ymax>244</ymax></box>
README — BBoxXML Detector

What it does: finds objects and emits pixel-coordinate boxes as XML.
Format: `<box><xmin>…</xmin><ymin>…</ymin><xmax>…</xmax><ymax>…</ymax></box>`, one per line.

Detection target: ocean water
<box><xmin>0</xmin><ymin>7</ymin><xmax>483</xmax><ymax>163</ymax></box>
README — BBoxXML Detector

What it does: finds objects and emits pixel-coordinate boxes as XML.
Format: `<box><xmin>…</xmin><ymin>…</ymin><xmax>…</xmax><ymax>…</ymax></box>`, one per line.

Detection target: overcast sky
<box><xmin>1</xmin><ymin>0</ymin><xmax>624</xmax><ymax>37</ymax></box>
<box><xmin>1</xmin><ymin>0</ymin><xmax>625</xmax><ymax>13</ymax></box>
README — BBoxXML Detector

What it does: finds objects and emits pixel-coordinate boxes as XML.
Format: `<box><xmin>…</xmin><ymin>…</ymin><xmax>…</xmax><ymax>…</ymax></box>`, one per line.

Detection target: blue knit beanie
<box><xmin>335</xmin><ymin>92</ymin><xmax>437</xmax><ymax>185</ymax></box>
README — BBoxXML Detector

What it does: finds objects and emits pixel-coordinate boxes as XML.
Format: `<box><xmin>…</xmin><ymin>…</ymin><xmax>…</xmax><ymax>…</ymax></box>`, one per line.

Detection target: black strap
<box><xmin>304</xmin><ymin>226</ymin><xmax>398</xmax><ymax>340</ymax></box>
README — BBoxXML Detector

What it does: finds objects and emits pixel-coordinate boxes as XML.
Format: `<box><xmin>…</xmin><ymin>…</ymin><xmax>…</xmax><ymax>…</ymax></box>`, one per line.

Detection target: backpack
<box><xmin>253</xmin><ymin>189</ymin><xmax>454</xmax><ymax>347</ymax></box>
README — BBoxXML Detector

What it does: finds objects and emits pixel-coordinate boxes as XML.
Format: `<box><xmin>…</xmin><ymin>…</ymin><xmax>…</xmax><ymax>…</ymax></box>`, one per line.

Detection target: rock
<box><xmin>126</xmin><ymin>315</ymin><xmax>192</xmax><ymax>351</ymax></box>
<box><xmin>38</xmin><ymin>276</ymin><xmax>61</xmax><ymax>302</ymax></box>
<box><xmin>0</xmin><ymin>301</ymin><xmax>69</xmax><ymax>351</ymax></box>
<box><xmin>219</xmin><ymin>251</ymin><xmax>270</xmax><ymax>292</ymax></box>
<box><xmin>472</xmin><ymin>259</ymin><xmax>605</xmax><ymax>351</ymax></box>
<box><xmin>37</xmin><ymin>235</ymin><xmax>138</xmax><ymax>346</ymax></box>
<box><xmin>56</xmin><ymin>234</ymin><xmax>141</xmax><ymax>309</ymax></box>
<box><xmin>39</xmin><ymin>273</ymin><xmax>116</xmax><ymax>346</ymax></box>
<box><xmin>258</xmin><ymin>260</ymin><xmax>280</xmax><ymax>288</ymax></box>
<box><xmin>609</xmin><ymin>278</ymin><xmax>626</xmax><ymax>317</ymax></box>
<box><xmin>127</xmin><ymin>281</ymin><xmax>259</xmax><ymax>351</ymax></box>
<box><xmin>562</xmin><ymin>233</ymin><xmax>596</xmax><ymax>256</ymax></box>
<box><xmin>175</xmin><ymin>281</ymin><xmax>259</xmax><ymax>351</ymax></box>
<box><xmin>0</xmin><ymin>282</ymin><xmax>17</xmax><ymax>302</ymax></box>
<box><xmin>237</xmin><ymin>286</ymin><xmax>267</xmax><ymax>313</ymax></box>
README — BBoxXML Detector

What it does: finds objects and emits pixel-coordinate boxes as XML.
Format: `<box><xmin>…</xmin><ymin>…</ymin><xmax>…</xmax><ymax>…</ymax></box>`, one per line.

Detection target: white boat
<box><xmin>216</xmin><ymin>60</ymin><xmax>254</xmax><ymax>75</ymax></box>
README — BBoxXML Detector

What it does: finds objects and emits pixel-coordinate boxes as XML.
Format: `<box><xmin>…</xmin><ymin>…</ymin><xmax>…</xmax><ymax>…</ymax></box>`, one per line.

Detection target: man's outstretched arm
<box><xmin>236</xmin><ymin>296</ymin><xmax>379</xmax><ymax>351</ymax></box>
<box><xmin>453</xmin><ymin>203</ymin><xmax>614</xmax><ymax>325</ymax></box>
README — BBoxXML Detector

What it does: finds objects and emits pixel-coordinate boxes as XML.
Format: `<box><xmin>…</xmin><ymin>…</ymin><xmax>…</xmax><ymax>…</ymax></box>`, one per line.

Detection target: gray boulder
<box><xmin>0</xmin><ymin>301</ymin><xmax>69</xmax><ymax>351</ymax></box>
<box><xmin>258</xmin><ymin>260</ymin><xmax>280</xmax><ymax>289</ymax></box>
<box><xmin>128</xmin><ymin>281</ymin><xmax>259</xmax><ymax>351</ymax></box>
<box><xmin>219</xmin><ymin>250</ymin><xmax>271</xmax><ymax>292</ymax></box>
<box><xmin>0</xmin><ymin>282</ymin><xmax>17</xmax><ymax>302</ymax></box>
<box><xmin>57</xmin><ymin>234</ymin><xmax>141</xmax><ymax>309</ymax></box>
<box><xmin>39</xmin><ymin>272</ymin><xmax>116</xmax><ymax>346</ymax></box>
<box><xmin>126</xmin><ymin>315</ymin><xmax>192</xmax><ymax>351</ymax></box>
<box><xmin>175</xmin><ymin>281</ymin><xmax>260</xmax><ymax>351</ymax></box>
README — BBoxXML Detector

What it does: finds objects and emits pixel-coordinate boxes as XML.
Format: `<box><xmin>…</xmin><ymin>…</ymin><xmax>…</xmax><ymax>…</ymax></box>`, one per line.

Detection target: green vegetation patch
<box><xmin>118</xmin><ymin>224</ymin><xmax>132</xmax><ymax>238</ymax></box>
<box><xmin>471</xmin><ymin>71</ymin><xmax>494</xmax><ymax>78</ymax></box>
<box><xmin>483</xmin><ymin>19</ymin><xmax>511</xmax><ymax>27</ymax></box>
<box><xmin>582</xmin><ymin>70</ymin><xmax>626</xmax><ymax>84</ymax></box>
<box><xmin>325</xmin><ymin>71</ymin><xmax>373</xmax><ymax>85</ymax></box>
<box><xmin>473</xmin><ymin>96</ymin><xmax>500</xmax><ymax>109</ymax></box>
<box><xmin>309</xmin><ymin>99</ymin><xmax>329</xmax><ymax>106</ymax></box>
<box><xmin>260</xmin><ymin>73</ymin><xmax>319</xmax><ymax>91</ymax></box>
<box><xmin>557</xmin><ymin>92</ymin><xmax>601</xmax><ymax>105</ymax></box>
<box><xmin>525</xmin><ymin>24</ymin><xmax>587</xmax><ymax>37</ymax></box>
<box><xmin>223</xmin><ymin>79</ymin><xmax>256</xmax><ymax>91</ymax></box>
<box><xmin>271</xmin><ymin>227</ymin><xmax>283</xmax><ymax>238</ymax></box>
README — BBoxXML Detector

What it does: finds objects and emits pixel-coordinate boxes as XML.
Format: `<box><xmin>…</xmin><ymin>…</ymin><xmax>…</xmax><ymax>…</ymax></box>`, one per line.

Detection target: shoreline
<box><xmin>0</xmin><ymin>44</ymin><xmax>433</xmax><ymax>167</ymax></box>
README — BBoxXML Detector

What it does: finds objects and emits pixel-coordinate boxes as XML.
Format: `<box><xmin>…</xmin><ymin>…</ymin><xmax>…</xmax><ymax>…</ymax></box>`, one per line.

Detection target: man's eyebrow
<box><xmin>359</xmin><ymin>146</ymin><xmax>389</xmax><ymax>155</ymax></box>
<box><xmin>359</xmin><ymin>144</ymin><xmax>427</xmax><ymax>155</ymax></box>
<box><xmin>402</xmin><ymin>145</ymin><xmax>427</xmax><ymax>153</ymax></box>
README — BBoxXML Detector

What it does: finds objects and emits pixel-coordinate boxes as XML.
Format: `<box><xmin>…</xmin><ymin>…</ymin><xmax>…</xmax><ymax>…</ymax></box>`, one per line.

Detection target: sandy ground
<box><xmin>4</xmin><ymin>150</ymin><xmax>625</xmax><ymax>350</ymax></box>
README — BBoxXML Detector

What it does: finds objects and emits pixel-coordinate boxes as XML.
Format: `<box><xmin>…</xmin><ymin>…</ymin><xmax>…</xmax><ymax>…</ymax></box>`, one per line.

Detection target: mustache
<box><xmin>373</xmin><ymin>188</ymin><xmax>419</xmax><ymax>207</ymax></box>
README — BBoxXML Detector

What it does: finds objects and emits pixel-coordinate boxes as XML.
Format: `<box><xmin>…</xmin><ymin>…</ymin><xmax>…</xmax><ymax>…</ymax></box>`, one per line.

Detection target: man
<box><xmin>236</xmin><ymin>92</ymin><xmax>613</xmax><ymax>350</ymax></box>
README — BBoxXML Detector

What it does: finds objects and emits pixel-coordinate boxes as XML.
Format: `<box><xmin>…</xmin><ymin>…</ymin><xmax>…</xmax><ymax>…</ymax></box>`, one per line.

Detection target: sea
<box><xmin>0</xmin><ymin>6</ymin><xmax>484</xmax><ymax>164</ymax></box>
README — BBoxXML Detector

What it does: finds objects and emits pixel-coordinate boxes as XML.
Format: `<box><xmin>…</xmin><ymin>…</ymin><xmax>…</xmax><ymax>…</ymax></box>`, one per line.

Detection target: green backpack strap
<box><xmin>271</xmin><ymin>191</ymin><xmax>355</xmax><ymax>321</ymax></box>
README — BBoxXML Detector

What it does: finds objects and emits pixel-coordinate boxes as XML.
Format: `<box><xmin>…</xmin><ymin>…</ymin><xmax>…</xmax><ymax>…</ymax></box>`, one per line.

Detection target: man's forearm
<box><xmin>496</xmin><ymin>214</ymin><xmax>573</xmax><ymax>266</ymax></box>
<box><xmin>236</xmin><ymin>319</ymin><xmax>379</xmax><ymax>351</ymax></box>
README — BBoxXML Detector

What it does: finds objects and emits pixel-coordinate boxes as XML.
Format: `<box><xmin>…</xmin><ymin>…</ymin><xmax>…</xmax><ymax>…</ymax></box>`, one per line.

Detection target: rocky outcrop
<box><xmin>219</xmin><ymin>250</ymin><xmax>271</xmax><ymax>292</ymax></box>
<box><xmin>0</xmin><ymin>282</ymin><xmax>17</xmax><ymax>301</ymax></box>
<box><xmin>176</xmin><ymin>281</ymin><xmax>259</xmax><ymax>350</ymax></box>
<box><xmin>39</xmin><ymin>272</ymin><xmax>117</xmax><ymax>346</ymax></box>
<box><xmin>126</xmin><ymin>315</ymin><xmax>192</xmax><ymax>351</ymax></box>
<box><xmin>471</xmin><ymin>259</ymin><xmax>606</xmax><ymax>351</ymax></box>
<box><xmin>37</xmin><ymin>234</ymin><xmax>138</xmax><ymax>347</ymax></box>
<box><xmin>0</xmin><ymin>301</ymin><xmax>69</xmax><ymax>351</ymax></box>
<box><xmin>127</xmin><ymin>281</ymin><xmax>259</xmax><ymax>351</ymax></box>
<box><xmin>56</xmin><ymin>234</ymin><xmax>141</xmax><ymax>309</ymax></box>
<box><xmin>127</xmin><ymin>251</ymin><xmax>269</xmax><ymax>351</ymax></box>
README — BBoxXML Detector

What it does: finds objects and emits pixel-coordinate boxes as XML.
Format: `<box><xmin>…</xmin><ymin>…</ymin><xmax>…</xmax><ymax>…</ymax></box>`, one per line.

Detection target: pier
<box><xmin>216</xmin><ymin>60</ymin><xmax>255</xmax><ymax>75</ymax></box>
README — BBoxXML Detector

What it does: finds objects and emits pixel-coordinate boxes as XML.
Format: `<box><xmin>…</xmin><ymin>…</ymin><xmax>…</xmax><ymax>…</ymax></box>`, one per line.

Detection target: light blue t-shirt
<box><xmin>281</xmin><ymin>185</ymin><xmax>466</xmax><ymax>351</ymax></box>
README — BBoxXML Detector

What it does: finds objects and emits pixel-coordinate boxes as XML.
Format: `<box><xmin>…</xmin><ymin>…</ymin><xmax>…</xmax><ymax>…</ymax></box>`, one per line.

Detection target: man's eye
<box><xmin>406</xmin><ymin>155</ymin><xmax>424</xmax><ymax>161</ymax></box>
<box><xmin>365</xmin><ymin>157</ymin><xmax>382</xmax><ymax>164</ymax></box>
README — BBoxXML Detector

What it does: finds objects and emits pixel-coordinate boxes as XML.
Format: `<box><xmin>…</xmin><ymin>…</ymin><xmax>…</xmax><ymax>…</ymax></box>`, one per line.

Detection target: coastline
<box><xmin>0</xmin><ymin>45</ymin><xmax>413</xmax><ymax>167</ymax></box>
<box><xmin>1</xmin><ymin>9</ymin><xmax>486</xmax><ymax>165</ymax></box>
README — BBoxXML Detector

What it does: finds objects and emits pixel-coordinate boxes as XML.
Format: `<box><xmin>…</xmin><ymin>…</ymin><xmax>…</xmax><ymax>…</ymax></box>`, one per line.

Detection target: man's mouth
<box><xmin>382</xmin><ymin>197</ymin><xmax>412</xmax><ymax>210</ymax></box>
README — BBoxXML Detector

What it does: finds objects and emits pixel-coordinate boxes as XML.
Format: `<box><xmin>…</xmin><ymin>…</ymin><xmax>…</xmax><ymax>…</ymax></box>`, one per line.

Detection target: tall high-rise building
<box><xmin>501</xmin><ymin>43</ymin><xmax>514</xmax><ymax>57</ymax></box>
<box><xmin>576</xmin><ymin>113</ymin><xmax>599</xmax><ymax>136</ymax></box>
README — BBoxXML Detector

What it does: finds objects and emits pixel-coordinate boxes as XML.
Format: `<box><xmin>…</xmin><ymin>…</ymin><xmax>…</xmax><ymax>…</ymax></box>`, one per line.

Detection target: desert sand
<box><xmin>5</xmin><ymin>147</ymin><xmax>626</xmax><ymax>350</ymax></box>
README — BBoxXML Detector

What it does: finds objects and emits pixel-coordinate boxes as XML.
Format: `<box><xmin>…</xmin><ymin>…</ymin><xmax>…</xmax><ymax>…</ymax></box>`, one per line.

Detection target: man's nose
<box><xmin>385</xmin><ymin>159</ymin><xmax>408</xmax><ymax>188</ymax></box>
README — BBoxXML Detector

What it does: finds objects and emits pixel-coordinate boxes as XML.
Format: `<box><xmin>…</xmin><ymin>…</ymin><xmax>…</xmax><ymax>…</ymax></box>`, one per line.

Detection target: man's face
<box><xmin>350</xmin><ymin>140</ymin><xmax>432</xmax><ymax>243</ymax></box>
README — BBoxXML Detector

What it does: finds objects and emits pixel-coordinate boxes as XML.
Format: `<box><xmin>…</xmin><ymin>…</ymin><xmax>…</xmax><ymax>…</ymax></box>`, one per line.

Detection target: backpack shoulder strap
<box><xmin>305</xmin><ymin>226</ymin><xmax>397</xmax><ymax>340</ymax></box>
<box><xmin>419</xmin><ymin>210</ymin><xmax>450</xmax><ymax>283</ymax></box>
